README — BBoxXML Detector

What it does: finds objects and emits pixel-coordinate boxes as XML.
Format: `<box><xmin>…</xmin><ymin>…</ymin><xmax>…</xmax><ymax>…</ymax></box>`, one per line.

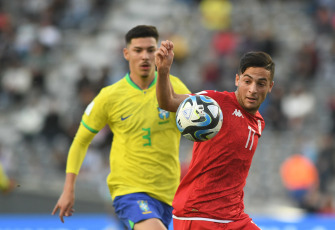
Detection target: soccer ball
<box><xmin>176</xmin><ymin>95</ymin><xmax>223</xmax><ymax>142</ymax></box>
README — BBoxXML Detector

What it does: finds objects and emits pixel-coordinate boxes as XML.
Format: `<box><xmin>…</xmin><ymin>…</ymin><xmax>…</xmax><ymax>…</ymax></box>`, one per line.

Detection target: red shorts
<box><xmin>173</xmin><ymin>217</ymin><xmax>261</xmax><ymax>230</ymax></box>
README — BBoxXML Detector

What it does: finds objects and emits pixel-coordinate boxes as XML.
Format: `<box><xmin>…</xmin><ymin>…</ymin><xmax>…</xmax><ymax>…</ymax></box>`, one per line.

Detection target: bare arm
<box><xmin>52</xmin><ymin>173</ymin><xmax>77</xmax><ymax>223</ymax></box>
<box><xmin>52</xmin><ymin>124</ymin><xmax>95</xmax><ymax>223</ymax></box>
<box><xmin>155</xmin><ymin>40</ymin><xmax>188</xmax><ymax>112</ymax></box>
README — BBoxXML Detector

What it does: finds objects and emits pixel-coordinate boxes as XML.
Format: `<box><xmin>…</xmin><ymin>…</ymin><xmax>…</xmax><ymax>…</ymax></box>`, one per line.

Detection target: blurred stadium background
<box><xmin>0</xmin><ymin>0</ymin><xmax>335</xmax><ymax>229</ymax></box>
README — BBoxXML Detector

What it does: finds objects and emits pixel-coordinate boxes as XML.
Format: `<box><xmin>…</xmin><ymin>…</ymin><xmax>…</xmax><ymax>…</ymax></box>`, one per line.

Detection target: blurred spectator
<box><xmin>280</xmin><ymin>153</ymin><xmax>334</xmax><ymax>213</ymax></box>
<box><xmin>237</xmin><ymin>25</ymin><xmax>258</xmax><ymax>54</ymax></box>
<box><xmin>281</xmin><ymin>85</ymin><xmax>316</xmax><ymax>131</ymax></box>
<box><xmin>1</xmin><ymin>60</ymin><xmax>33</xmax><ymax>104</ymax></box>
<box><xmin>0</xmin><ymin>6</ymin><xmax>15</xmax><ymax>68</ymax></box>
<box><xmin>261</xmin><ymin>87</ymin><xmax>287</xmax><ymax>131</ymax></box>
<box><xmin>37</xmin><ymin>18</ymin><xmax>62</xmax><ymax>50</ymax></box>
<box><xmin>316</xmin><ymin>133</ymin><xmax>335</xmax><ymax>194</ymax></box>
<box><xmin>256</xmin><ymin>29</ymin><xmax>277</xmax><ymax>57</ymax></box>
<box><xmin>40</xmin><ymin>110</ymin><xmax>65</xmax><ymax>144</ymax></box>
<box><xmin>0</xmin><ymin>6</ymin><xmax>13</xmax><ymax>35</ymax></box>
<box><xmin>25</xmin><ymin>41</ymin><xmax>49</xmax><ymax>70</ymax></box>
<box><xmin>328</xmin><ymin>93</ymin><xmax>335</xmax><ymax>135</ymax></box>
<box><xmin>13</xmin><ymin>16</ymin><xmax>38</xmax><ymax>59</ymax></box>
<box><xmin>12</xmin><ymin>94</ymin><xmax>46</xmax><ymax>142</ymax></box>
<box><xmin>169</xmin><ymin>34</ymin><xmax>189</xmax><ymax>64</ymax></box>
<box><xmin>199</xmin><ymin>0</ymin><xmax>232</xmax><ymax>31</ymax></box>
<box><xmin>59</xmin><ymin>0</ymin><xmax>91</xmax><ymax>29</ymax></box>
<box><xmin>201</xmin><ymin>60</ymin><xmax>221</xmax><ymax>90</ymax></box>
<box><xmin>211</xmin><ymin>31</ymin><xmax>238</xmax><ymax>57</ymax></box>
<box><xmin>314</xmin><ymin>5</ymin><xmax>334</xmax><ymax>35</ymax></box>
<box><xmin>292</xmin><ymin>42</ymin><xmax>319</xmax><ymax>82</ymax></box>
<box><xmin>76</xmin><ymin>66</ymin><xmax>99</xmax><ymax>107</ymax></box>
<box><xmin>280</xmin><ymin>154</ymin><xmax>319</xmax><ymax>199</ymax></box>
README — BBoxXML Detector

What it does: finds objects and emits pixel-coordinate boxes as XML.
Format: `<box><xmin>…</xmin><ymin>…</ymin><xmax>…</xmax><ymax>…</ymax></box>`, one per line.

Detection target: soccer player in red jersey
<box><xmin>155</xmin><ymin>40</ymin><xmax>275</xmax><ymax>230</ymax></box>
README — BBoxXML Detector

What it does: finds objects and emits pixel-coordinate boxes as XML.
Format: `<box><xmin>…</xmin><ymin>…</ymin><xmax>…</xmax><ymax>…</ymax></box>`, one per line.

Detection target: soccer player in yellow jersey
<box><xmin>0</xmin><ymin>163</ymin><xmax>15</xmax><ymax>194</ymax></box>
<box><xmin>52</xmin><ymin>25</ymin><xmax>190</xmax><ymax>230</ymax></box>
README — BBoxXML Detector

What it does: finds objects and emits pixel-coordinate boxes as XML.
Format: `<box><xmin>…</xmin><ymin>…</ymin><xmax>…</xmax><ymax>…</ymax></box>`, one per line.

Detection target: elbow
<box><xmin>157</xmin><ymin>100</ymin><xmax>176</xmax><ymax>112</ymax></box>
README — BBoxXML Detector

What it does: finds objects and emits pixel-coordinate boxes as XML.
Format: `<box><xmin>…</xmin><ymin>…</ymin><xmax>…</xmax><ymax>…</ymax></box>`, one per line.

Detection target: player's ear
<box><xmin>268</xmin><ymin>81</ymin><xmax>274</xmax><ymax>93</ymax></box>
<box><xmin>123</xmin><ymin>48</ymin><xmax>129</xmax><ymax>61</ymax></box>
<box><xmin>235</xmin><ymin>74</ymin><xmax>240</xmax><ymax>87</ymax></box>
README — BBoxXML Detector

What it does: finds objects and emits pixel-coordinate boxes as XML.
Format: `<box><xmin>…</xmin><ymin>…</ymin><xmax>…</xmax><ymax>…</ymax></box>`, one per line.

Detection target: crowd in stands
<box><xmin>0</xmin><ymin>0</ymin><xmax>334</xmax><ymax>213</ymax></box>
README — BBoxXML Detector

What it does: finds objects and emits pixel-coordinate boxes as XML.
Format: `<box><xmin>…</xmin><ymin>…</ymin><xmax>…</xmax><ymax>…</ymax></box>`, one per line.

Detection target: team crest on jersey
<box><xmin>137</xmin><ymin>200</ymin><xmax>152</xmax><ymax>214</ymax></box>
<box><xmin>157</xmin><ymin>107</ymin><xmax>170</xmax><ymax>125</ymax></box>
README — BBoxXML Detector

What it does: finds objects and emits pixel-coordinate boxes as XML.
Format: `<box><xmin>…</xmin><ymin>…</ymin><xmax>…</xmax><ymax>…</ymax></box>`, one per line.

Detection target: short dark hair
<box><xmin>125</xmin><ymin>25</ymin><xmax>159</xmax><ymax>45</ymax></box>
<box><xmin>238</xmin><ymin>51</ymin><xmax>275</xmax><ymax>80</ymax></box>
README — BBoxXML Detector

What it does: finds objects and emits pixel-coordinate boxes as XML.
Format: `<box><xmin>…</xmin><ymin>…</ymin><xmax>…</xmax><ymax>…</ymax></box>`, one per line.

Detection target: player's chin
<box><xmin>140</xmin><ymin>69</ymin><xmax>153</xmax><ymax>77</ymax></box>
<box><xmin>244</xmin><ymin>102</ymin><xmax>260</xmax><ymax>113</ymax></box>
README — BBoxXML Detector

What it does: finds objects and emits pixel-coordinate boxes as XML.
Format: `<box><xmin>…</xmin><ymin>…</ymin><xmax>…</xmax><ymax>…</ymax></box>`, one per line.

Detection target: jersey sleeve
<box><xmin>81</xmin><ymin>88</ymin><xmax>109</xmax><ymax>133</ymax></box>
<box><xmin>66</xmin><ymin>123</ymin><xmax>96</xmax><ymax>174</ymax></box>
<box><xmin>66</xmin><ymin>89</ymin><xmax>109</xmax><ymax>174</ymax></box>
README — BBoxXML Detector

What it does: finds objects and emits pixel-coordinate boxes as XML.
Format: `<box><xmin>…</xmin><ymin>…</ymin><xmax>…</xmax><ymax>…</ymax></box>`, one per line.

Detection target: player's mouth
<box><xmin>140</xmin><ymin>63</ymin><xmax>151</xmax><ymax>70</ymax></box>
<box><xmin>246</xmin><ymin>97</ymin><xmax>257</xmax><ymax>103</ymax></box>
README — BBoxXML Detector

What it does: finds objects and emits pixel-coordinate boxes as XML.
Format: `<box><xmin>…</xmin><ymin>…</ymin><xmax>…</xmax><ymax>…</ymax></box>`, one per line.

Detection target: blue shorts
<box><xmin>113</xmin><ymin>192</ymin><xmax>173</xmax><ymax>230</ymax></box>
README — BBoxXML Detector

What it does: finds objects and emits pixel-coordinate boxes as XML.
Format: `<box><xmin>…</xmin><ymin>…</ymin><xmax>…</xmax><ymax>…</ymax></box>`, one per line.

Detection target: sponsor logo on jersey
<box><xmin>121</xmin><ymin>114</ymin><xmax>132</xmax><ymax>121</ymax></box>
<box><xmin>137</xmin><ymin>200</ymin><xmax>152</xmax><ymax>214</ymax></box>
<box><xmin>232</xmin><ymin>109</ymin><xmax>244</xmax><ymax>118</ymax></box>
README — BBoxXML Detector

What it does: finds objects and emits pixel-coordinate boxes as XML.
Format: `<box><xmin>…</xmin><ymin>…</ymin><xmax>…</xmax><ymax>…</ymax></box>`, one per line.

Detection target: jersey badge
<box><xmin>137</xmin><ymin>200</ymin><xmax>152</xmax><ymax>214</ymax></box>
<box><xmin>158</xmin><ymin>107</ymin><xmax>170</xmax><ymax>124</ymax></box>
<box><xmin>232</xmin><ymin>109</ymin><xmax>244</xmax><ymax>118</ymax></box>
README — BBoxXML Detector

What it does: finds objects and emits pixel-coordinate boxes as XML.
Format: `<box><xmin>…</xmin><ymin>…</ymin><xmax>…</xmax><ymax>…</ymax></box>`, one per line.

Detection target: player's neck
<box><xmin>130</xmin><ymin>73</ymin><xmax>155</xmax><ymax>90</ymax></box>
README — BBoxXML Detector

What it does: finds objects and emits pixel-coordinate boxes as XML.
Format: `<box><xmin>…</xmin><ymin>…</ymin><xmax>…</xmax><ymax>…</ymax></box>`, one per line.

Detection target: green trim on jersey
<box><xmin>81</xmin><ymin>120</ymin><xmax>99</xmax><ymax>133</ymax></box>
<box><xmin>125</xmin><ymin>72</ymin><xmax>157</xmax><ymax>91</ymax></box>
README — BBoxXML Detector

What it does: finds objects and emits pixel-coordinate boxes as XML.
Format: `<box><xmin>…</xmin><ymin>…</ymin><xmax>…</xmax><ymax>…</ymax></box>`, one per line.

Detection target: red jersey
<box><xmin>173</xmin><ymin>91</ymin><xmax>265</xmax><ymax>221</ymax></box>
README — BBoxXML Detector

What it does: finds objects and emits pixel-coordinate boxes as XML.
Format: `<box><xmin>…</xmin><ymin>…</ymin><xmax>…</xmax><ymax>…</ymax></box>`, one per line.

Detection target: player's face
<box><xmin>123</xmin><ymin>37</ymin><xmax>157</xmax><ymax>79</ymax></box>
<box><xmin>235</xmin><ymin>67</ymin><xmax>274</xmax><ymax>115</ymax></box>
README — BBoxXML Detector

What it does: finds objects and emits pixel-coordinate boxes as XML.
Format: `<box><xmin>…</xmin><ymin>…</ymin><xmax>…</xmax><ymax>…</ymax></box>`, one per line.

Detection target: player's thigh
<box><xmin>134</xmin><ymin>218</ymin><xmax>167</xmax><ymax>230</ymax></box>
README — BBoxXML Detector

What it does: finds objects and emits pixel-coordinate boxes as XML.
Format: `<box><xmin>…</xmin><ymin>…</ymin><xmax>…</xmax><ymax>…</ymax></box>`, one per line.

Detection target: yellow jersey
<box><xmin>68</xmin><ymin>73</ymin><xmax>190</xmax><ymax>205</ymax></box>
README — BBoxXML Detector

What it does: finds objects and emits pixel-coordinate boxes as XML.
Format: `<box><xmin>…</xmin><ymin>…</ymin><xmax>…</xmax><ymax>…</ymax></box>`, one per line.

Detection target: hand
<box><xmin>52</xmin><ymin>190</ymin><xmax>75</xmax><ymax>223</ymax></box>
<box><xmin>155</xmin><ymin>40</ymin><xmax>174</xmax><ymax>72</ymax></box>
